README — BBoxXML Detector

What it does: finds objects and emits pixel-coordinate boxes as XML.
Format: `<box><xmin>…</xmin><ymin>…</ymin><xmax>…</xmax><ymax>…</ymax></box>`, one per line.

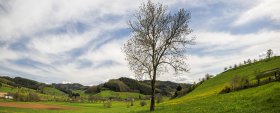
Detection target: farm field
<box><xmin>0</xmin><ymin>100</ymin><xmax>150</xmax><ymax>113</ymax></box>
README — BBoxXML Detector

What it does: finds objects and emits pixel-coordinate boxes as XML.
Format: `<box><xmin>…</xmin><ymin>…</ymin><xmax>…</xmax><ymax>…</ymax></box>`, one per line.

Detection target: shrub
<box><xmin>88</xmin><ymin>95</ymin><xmax>94</xmax><ymax>103</ymax></box>
<box><xmin>140</xmin><ymin>101</ymin><xmax>147</xmax><ymax>106</ymax></box>
<box><xmin>231</xmin><ymin>75</ymin><xmax>250</xmax><ymax>90</ymax></box>
<box><xmin>156</xmin><ymin>93</ymin><xmax>163</xmax><ymax>103</ymax></box>
<box><xmin>240</xmin><ymin>76</ymin><xmax>249</xmax><ymax>88</ymax></box>
<box><xmin>219</xmin><ymin>86</ymin><xmax>231</xmax><ymax>94</ymax></box>
<box><xmin>13</xmin><ymin>92</ymin><xmax>27</xmax><ymax>101</ymax></box>
<box><xmin>130</xmin><ymin>98</ymin><xmax>134</xmax><ymax>106</ymax></box>
<box><xmin>172</xmin><ymin>86</ymin><xmax>194</xmax><ymax>99</ymax></box>
<box><xmin>103</xmin><ymin>100</ymin><xmax>112</xmax><ymax>108</ymax></box>
<box><xmin>230</xmin><ymin>75</ymin><xmax>241</xmax><ymax>90</ymax></box>
<box><xmin>27</xmin><ymin>93</ymin><xmax>40</xmax><ymax>102</ymax></box>
<box><xmin>126</xmin><ymin>102</ymin><xmax>130</xmax><ymax>108</ymax></box>
<box><xmin>85</xmin><ymin>85</ymin><xmax>102</xmax><ymax>94</ymax></box>
<box><xmin>176</xmin><ymin>85</ymin><xmax>182</xmax><ymax>91</ymax></box>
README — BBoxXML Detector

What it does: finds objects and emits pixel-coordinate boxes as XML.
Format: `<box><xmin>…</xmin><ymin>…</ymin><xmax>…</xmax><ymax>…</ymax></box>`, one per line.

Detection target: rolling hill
<box><xmin>0</xmin><ymin>74</ymin><xmax>189</xmax><ymax>101</ymax></box>
<box><xmin>150</xmin><ymin>56</ymin><xmax>280</xmax><ymax>112</ymax></box>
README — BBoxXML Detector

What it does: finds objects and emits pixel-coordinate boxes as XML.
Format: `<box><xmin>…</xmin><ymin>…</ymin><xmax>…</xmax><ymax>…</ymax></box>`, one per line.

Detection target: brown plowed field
<box><xmin>0</xmin><ymin>102</ymin><xmax>79</xmax><ymax>110</ymax></box>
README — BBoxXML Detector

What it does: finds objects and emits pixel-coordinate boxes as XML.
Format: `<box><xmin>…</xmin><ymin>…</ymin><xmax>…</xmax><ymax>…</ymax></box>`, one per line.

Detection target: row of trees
<box><xmin>9</xmin><ymin>92</ymin><xmax>40</xmax><ymax>102</ymax></box>
<box><xmin>220</xmin><ymin>68</ymin><xmax>280</xmax><ymax>94</ymax></box>
<box><xmin>224</xmin><ymin>49</ymin><xmax>276</xmax><ymax>71</ymax></box>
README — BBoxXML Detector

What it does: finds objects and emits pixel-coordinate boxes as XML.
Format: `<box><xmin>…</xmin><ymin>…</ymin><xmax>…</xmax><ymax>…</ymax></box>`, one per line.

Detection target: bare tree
<box><xmin>239</xmin><ymin>63</ymin><xmax>243</xmax><ymax>67</ymax></box>
<box><xmin>224</xmin><ymin>67</ymin><xmax>228</xmax><ymax>71</ymax></box>
<box><xmin>244</xmin><ymin>60</ymin><xmax>247</xmax><ymax>65</ymax></box>
<box><xmin>253</xmin><ymin>59</ymin><xmax>257</xmax><ymax>63</ymax></box>
<box><xmin>247</xmin><ymin>59</ymin><xmax>251</xmax><ymax>64</ymax></box>
<box><xmin>123</xmin><ymin>0</ymin><xmax>194</xmax><ymax>111</ymax></box>
<box><xmin>234</xmin><ymin>64</ymin><xmax>237</xmax><ymax>68</ymax></box>
<box><xmin>205</xmin><ymin>73</ymin><xmax>213</xmax><ymax>80</ymax></box>
<box><xmin>267</xmin><ymin>49</ymin><xmax>273</xmax><ymax>59</ymax></box>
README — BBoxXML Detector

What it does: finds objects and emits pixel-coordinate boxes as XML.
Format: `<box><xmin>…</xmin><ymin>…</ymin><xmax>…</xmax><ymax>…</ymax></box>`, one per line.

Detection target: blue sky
<box><xmin>0</xmin><ymin>0</ymin><xmax>279</xmax><ymax>85</ymax></box>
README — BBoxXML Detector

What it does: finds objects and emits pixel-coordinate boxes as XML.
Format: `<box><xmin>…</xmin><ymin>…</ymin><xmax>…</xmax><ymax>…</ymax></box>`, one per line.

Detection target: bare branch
<box><xmin>122</xmin><ymin>1</ymin><xmax>194</xmax><ymax>111</ymax></box>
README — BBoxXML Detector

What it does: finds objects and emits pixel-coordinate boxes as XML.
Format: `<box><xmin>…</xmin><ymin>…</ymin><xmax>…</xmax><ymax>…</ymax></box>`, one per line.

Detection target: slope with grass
<box><xmin>42</xmin><ymin>87</ymin><xmax>67</xmax><ymax>96</ymax></box>
<box><xmin>0</xmin><ymin>82</ymin><xmax>68</xmax><ymax>101</ymax></box>
<box><xmin>150</xmin><ymin>56</ymin><xmax>280</xmax><ymax>112</ymax></box>
<box><xmin>153</xmin><ymin>82</ymin><xmax>280</xmax><ymax>113</ymax></box>
<box><xmin>172</xmin><ymin>56</ymin><xmax>280</xmax><ymax>103</ymax></box>
<box><xmin>95</xmin><ymin>90</ymin><xmax>146</xmax><ymax>99</ymax></box>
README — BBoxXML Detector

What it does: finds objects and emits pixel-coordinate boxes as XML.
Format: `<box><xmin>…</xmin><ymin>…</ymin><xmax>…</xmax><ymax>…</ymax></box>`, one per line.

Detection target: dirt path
<box><xmin>0</xmin><ymin>102</ymin><xmax>79</xmax><ymax>110</ymax></box>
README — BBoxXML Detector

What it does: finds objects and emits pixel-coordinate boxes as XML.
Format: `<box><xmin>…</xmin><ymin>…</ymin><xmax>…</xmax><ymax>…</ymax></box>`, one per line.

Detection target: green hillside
<box><xmin>153</xmin><ymin>82</ymin><xmax>280</xmax><ymax>113</ymax></box>
<box><xmin>0</xmin><ymin>79</ymin><xmax>68</xmax><ymax>101</ymax></box>
<box><xmin>42</xmin><ymin>87</ymin><xmax>67</xmax><ymax>96</ymax></box>
<box><xmin>149</xmin><ymin>56</ymin><xmax>280</xmax><ymax>112</ymax></box>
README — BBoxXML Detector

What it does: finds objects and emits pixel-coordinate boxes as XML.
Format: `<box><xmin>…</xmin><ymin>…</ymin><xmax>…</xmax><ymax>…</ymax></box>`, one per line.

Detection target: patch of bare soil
<box><xmin>0</xmin><ymin>102</ymin><xmax>79</xmax><ymax>110</ymax></box>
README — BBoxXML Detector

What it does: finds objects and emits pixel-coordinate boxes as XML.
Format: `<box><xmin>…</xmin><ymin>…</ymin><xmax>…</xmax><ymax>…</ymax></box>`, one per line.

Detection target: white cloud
<box><xmin>29</xmin><ymin>34</ymin><xmax>90</xmax><ymax>54</ymax></box>
<box><xmin>185</xmin><ymin>30</ymin><xmax>280</xmax><ymax>82</ymax></box>
<box><xmin>233</xmin><ymin>0</ymin><xmax>280</xmax><ymax>26</ymax></box>
<box><xmin>0</xmin><ymin>0</ymin><xmax>279</xmax><ymax>85</ymax></box>
<box><xmin>0</xmin><ymin>47</ymin><xmax>19</xmax><ymax>61</ymax></box>
<box><xmin>62</xmin><ymin>81</ymin><xmax>72</xmax><ymax>84</ymax></box>
<box><xmin>0</xmin><ymin>0</ymin><xmax>140</xmax><ymax>41</ymax></box>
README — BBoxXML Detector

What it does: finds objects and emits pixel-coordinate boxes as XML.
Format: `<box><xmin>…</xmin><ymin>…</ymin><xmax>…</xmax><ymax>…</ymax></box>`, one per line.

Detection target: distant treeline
<box><xmin>0</xmin><ymin>76</ymin><xmax>191</xmax><ymax>97</ymax></box>
<box><xmin>85</xmin><ymin>77</ymin><xmax>191</xmax><ymax>96</ymax></box>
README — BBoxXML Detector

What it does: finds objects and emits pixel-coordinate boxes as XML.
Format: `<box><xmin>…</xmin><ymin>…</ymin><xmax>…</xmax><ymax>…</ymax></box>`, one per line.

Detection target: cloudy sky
<box><xmin>0</xmin><ymin>0</ymin><xmax>279</xmax><ymax>85</ymax></box>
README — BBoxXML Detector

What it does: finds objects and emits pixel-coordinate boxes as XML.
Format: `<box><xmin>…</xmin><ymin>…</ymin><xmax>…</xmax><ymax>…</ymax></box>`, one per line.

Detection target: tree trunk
<box><xmin>150</xmin><ymin>71</ymin><xmax>156</xmax><ymax>111</ymax></box>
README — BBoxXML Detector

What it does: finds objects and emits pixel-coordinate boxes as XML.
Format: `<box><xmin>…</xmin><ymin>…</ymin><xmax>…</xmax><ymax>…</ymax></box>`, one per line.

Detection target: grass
<box><xmin>153</xmin><ymin>56</ymin><xmax>280</xmax><ymax>112</ymax></box>
<box><xmin>0</xmin><ymin>84</ymin><xmax>42</xmax><ymax>96</ymax></box>
<box><xmin>170</xmin><ymin>56</ymin><xmax>280</xmax><ymax>103</ymax></box>
<box><xmin>0</xmin><ymin>100</ymin><xmax>150</xmax><ymax>113</ymax></box>
<box><xmin>0</xmin><ymin>84</ymin><xmax>67</xmax><ymax>101</ymax></box>
<box><xmin>95</xmin><ymin>90</ymin><xmax>146</xmax><ymax>99</ymax></box>
<box><xmin>151</xmin><ymin>82</ymin><xmax>280</xmax><ymax>113</ymax></box>
<box><xmin>42</xmin><ymin>87</ymin><xmax>67</xmax><ymax>96</ymax></box>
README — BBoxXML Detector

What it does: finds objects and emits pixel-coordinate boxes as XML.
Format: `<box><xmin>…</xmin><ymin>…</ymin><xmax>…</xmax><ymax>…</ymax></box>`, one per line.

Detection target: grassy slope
<box><xmin>72</xmin><ymin>90</ymin><xmax>89</xmax><ymax>98</ymax></box>
<box><xmin>153</xmin><ymin>82</ymin><xmax>280</xmax><ymax>113</ymax></box>
<box><xmin>151</xmin><ymin>56</ymin><xmax>280</xmax><ymax>112</ymax></box>
<box><xmin>42</xmin><ymin>87</ymin><xmax>67</xmax><ymax>96</ymax></box>
<box><xmin>171</xmin><ymin>56</ymin><xmax>280</xmax><ymax>103</ymax></box>
<box><xmin>0</xmin><ymin>83</ymin><xmax>38</xmax><ymax>94</ymax></box>
<box><xmin>0</xmin><ymin>83</ymin><xmax>67</xmax><ymax>101</ymax></box>
<box><xmin>95</xmin><ymin>90</ymin><xmax>146</xmax><ymax>99</ymax></box>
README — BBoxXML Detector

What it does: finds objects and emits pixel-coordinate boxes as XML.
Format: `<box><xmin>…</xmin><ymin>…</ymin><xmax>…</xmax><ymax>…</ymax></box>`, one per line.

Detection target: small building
<box><xmin>4</xmin><ymin>95</ymin><xmax>13</xmax><ymax>99</ymax></box>
<box><xmin>0</xmin><ymin>92</ymin><xmax>13</xmax><ymax>99</ymax></box>
<box><xmin>0</xmin><ymin>92</ymin><xmax>8</xmax><ymax>98</ymax></box>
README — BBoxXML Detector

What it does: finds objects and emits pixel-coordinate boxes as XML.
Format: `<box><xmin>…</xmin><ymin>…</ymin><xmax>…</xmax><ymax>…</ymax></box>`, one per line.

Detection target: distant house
<box><xmin>0</xmin><ymin>92</ymin><xmax>13</xmax><ymax>99</ymax></box>
<box><xmin>5</xmin><ymin>95</ymin><xmax>13</xmax><ymax>99</ymax></box>
<box><xmin>0</xmin><ymin>92</ymin><xmax>7</xmax><ymax>98</ymax></box>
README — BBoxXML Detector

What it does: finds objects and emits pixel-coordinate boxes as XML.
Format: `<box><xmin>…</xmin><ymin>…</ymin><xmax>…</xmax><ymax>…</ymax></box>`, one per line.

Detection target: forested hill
<box><xmin>85</xmin><ymin>77</ymin><xmax>191</xmax><ymax>96</ymax></box>
<box><xmin>0</xmin><ymin>75</ymin><xmax>191</xmax><ymax>96</ymax></box>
